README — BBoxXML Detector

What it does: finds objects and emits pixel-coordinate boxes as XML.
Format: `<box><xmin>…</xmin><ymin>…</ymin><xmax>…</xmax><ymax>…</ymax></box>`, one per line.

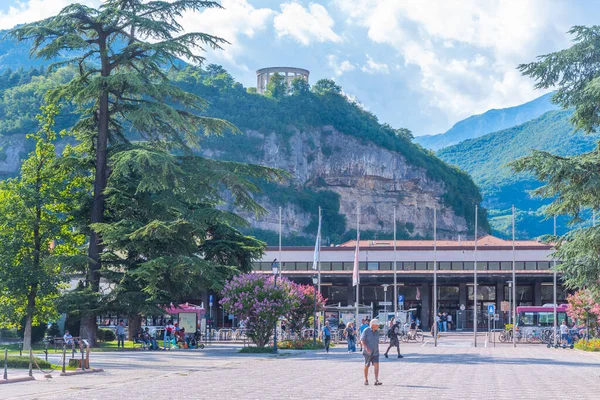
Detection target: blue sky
<box><xmin>1</xmin><ymin>0</ymin><xmax>598</xmax><ymax>136</ymax></box>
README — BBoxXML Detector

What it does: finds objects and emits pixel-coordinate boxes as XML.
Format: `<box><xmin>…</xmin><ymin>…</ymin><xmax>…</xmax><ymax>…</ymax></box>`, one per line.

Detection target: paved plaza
<box><xmin>3</xmin><ymin>336</ymin><xmax>600</xmax><ymax>400</ymax></box>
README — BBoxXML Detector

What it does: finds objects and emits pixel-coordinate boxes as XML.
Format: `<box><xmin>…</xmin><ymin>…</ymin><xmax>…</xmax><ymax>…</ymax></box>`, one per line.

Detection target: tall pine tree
<box><xmin>8</xmin><ymin>0</ymin><xmax>235</xmax><ymax>345</ymax></box>
<box><xmin>514</xmin><ymin>26</ymin><xmax>600</xmax><ymax>293</ymax></box>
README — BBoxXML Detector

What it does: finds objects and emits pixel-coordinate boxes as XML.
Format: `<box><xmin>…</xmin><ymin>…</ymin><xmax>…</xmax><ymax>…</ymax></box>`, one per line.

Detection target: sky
<box><xmin>0</xmin><ymin>0</ymin><xmax>597</xmax><ymax>136</ymax></box>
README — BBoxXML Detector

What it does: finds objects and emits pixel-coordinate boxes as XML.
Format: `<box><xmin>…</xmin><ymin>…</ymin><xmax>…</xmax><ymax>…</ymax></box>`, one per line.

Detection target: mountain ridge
<box><xmin>416</xmin><ymin>92</ymin><xmax>558</xmax><ymax>151</ymax></box>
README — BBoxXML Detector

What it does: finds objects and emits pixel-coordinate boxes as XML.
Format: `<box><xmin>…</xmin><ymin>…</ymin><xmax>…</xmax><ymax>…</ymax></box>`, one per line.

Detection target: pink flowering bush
<box><xmin>220</xmin><ymin>274</ymin><xmax>301</xmax><ymax>347</ymax></box>
<box><xmin>287</xmin><ymin>284</ymin><xmax>326</xmax><ymax>335</ymax></box>
<box><xmin>566</xmin><ymin>289</ymin><xmax>600</xmax><ymax>328</ymax></box>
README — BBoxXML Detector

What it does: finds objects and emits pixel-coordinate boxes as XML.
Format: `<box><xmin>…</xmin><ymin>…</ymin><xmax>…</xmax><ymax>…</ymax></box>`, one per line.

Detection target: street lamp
<box><xmin>312</xmin><ymin>275</ymin><xmax>318</xmax><ymax>344</ymax></box>
<box><xmin>272</xmin><ymin>260</ymin><xmax>280</xmax><ymax>353</ymax></box>
<box><xmin>507</xmin><ymin>280</ymin><xmax>512</xmax><ymax>325</ymax></box>
<box><xmin>584</xmin><ymin>305</ymin><xmax>591</xmax><ymax>346</ymax></box>
<box><xmin>382</xmin><ymin>284</ymin><xmax>389</xmax><ymax>333</ymax></box>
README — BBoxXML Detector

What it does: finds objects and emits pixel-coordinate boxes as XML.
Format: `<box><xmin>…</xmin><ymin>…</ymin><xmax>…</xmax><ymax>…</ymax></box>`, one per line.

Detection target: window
<box><xmin>538</xmin><ymin>262</ymin><xmax>550</xmax><ymax>270</ymax></box>
<box><xmin>464</xmin><ymin>262</ymin><xmax>474</xmax><ymax>270</ymax></box>
<box><xmin>252</xmin><ymin>262</ymin><xmax>261</xmax><ymax>271</ymax></box>
<box><xmin>289</xmin><ymin>262</ymin><xmax>302</xmax><ymax>270</ymax></box>
<box><xmin>451</xmin><ymin>262</ymin><xmax>463</xmax><ymax>270</ymax></box>
<box><xmin>332</xmin><ymin>262</ymin><xmax>343</xmax><ymax>271</ymax></box>
<box><xmin>379</xmin><ymin>262</ymin><xmax>391</xmax><ymax>270</ymax></box>
<box><xmin>343</xmin><ymin>262</ymin><xmax>354</xmax><ymax>271</ymax></box>
<box><xmin>415</xmin><ymin>262</ymin><xmax>427</xmax><ymax>270</ymax></box>
<box><xmin>404</xmin><ymin>262</ymin><xmax>415</xmax><ymax>271</ymax></box>
<box><xmin>525</xmin><ymin>262</ymin><xmax>537</xmax><ymax>270</ymax></box>
<box><xmin>327</xmin><ymin>286</ymin><xmax>347</xmax><ymax>304</ymax></box>
<box><xmin>367</xmin><ymin>262</ymin><xmax>379</xmax><ymax>271</ymax></box>
<box><xmin>518</xmin><ymin>312</ymin><xmax>535</xmax><ymax>326</ymax></box>
<box><xmin>320</xmin><ymin>262</ymin><xmax>331</xmax><ymax>271</ymax></box>
<box><xmin>541</xmin><ymin>285</ymin><xmax>568</xmax><ymax>303</ymax></box>
<box><xmin>477</xmin><ymin>262</ymin><xmax>487</xmax><ymax>271</ymax></box>
<box><xmin>501</xmin><ymin>262</ymin><xmax>512</xmax><ymax>270</ymax></box>
<box><xmin>439</xmin><ymin>262</ymin><xmax>451</xmax><ymax>270</ymax></box>
<box><xmin>438</xmin><ymin>286</ymin><xmax>459</xmax><ymax>300</ymax></box>
<box><xmin>359</xmin><ymin>262</ymin><xmax>367</xmax><ymax>270</ymax></box>
<box><xmin>516</xmin><ymin>262</ymin><xmax>525</xmax><ymax>270</ymax></box>
<box><xmin>488</xmin><ymin>262</ymin><xmax>500</xmax><ymax>270</ymax></box>
<box><xmin>468</xmin><ymin>285</ymin><xmax>496</xmax><ymax>301</ymax></box>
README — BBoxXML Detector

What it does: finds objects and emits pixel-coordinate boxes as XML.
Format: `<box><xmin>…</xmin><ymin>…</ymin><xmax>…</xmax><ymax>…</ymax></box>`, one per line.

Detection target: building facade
<box><xmin>254</xmin><ymin>235</ymin><xmax>567</xmax><ymax>330</ymax></box>
<box><xmin>256</xmin><ymin>67</ymin><xmax>309</xmax><ymax>94</ymax></box>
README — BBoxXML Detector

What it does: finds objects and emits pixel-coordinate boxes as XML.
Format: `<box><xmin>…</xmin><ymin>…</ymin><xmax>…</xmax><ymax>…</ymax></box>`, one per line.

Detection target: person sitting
<box><xmin>143</xmin><ymin>327</ymin><xmax>158</xmax><ymax>350</ymax></box>
<box><xmin>63</xmin><ymin>330</ymin><xmax>78</xmax><ymax>347</ymax></box>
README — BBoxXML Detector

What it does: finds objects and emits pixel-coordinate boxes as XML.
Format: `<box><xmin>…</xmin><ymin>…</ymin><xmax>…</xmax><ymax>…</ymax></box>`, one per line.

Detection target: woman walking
<box><xmin>346</xmin><ymin>322</ymin><xmax>357</xmax><ymax>353</ymax></box>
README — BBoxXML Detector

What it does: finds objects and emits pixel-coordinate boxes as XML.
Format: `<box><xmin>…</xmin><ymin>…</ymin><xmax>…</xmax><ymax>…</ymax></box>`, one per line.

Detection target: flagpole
<box><xmin>393</xmin><ymin>206</ymin><xmax>398</xmax><ymax>315</ymax></box>
<box><xmin>553</xmin><ymin>215</ymin><xmax>557</xmax><ymax>347</ymax></box>
<box><xmin>355</xmin><ymin>204</ymin><xmax>361</xmax><ymax>326</ymax></box>
<box><xmin>474</xmin><ymin>205</ymin><xmax>478</xmax><ymax>347</ymax></box>
<box><xmin>317</xmin><ymin>206</ymin><xmax>322</xmax><ymax>296</ymax></box>
<box><xmin>278</xmin><ymin>206</ymin><xmax>282</xmax><ymax>279</ymax></box>
<box><xmin>433</xmin><ymin>207</ymin><xmax>438</xmax><ymax>347</ymax></box>
<box><xmin>512</xmin><ymin>205</ymin><xmax>516</xmax><ymax>348</ymax></box>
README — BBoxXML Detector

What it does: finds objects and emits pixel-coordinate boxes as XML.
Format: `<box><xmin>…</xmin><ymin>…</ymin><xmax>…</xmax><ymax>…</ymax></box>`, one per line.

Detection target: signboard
<box><xmin>500</xmin><ymin>301</ymin><xmax>510</xmax><ymax>312</ymax></box>
<box><xmin>179</xmin><ymin>312</ymin><xmax>198</xmax><ymax>333</ymax></box>
<box><xmin>379</xmin><ymin>301</ymin><xmax>392</xmax><ymax>306</ymax></box>
<box><xmin>398</xmin><ymin>295</ymin><xmax>404</xmax><ymax>304</ymax></box>
<box><xmin>494</xmin><ymin>314</ymin><xmax>500</xmax><ymax>321</ymax></box>
<box><xmin>209</xmin><ymin>295</ymin><xmax>213</xmax><ymax>307</ymax></box>
<box><xmin>460</xmin><ymin>304</ymin><xmax>466</xmax><ymax>311</ymax></box>
<box><xmin>487</xmin><ymin>304</ymin><xmax>495</xmax><ymax>315</ymax></box>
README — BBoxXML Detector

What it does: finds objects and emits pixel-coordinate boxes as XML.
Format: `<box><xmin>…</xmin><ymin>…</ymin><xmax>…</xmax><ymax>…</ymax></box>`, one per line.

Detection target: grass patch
<box><xmin>6</xmin><ymin>356</ymin><xmax>51</xmax><ymax>369</ymax></box>
<box><xmin>239</xmin><ymin>346</ymin><xmax>275</xmax><ymax>354</ymax></box>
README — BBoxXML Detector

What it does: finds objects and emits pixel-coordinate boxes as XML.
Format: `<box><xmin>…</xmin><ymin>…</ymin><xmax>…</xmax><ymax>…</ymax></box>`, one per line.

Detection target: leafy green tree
<box><xmin>265</xmin><ymin>73</ymin><xmax>288</xmax><ymax>98</ymax></box>
<box><xmin>289</xmin><ymin>77</ymin><xmax>309</xmax><ymax>96</ymax></box>
<box><xmin>0</xmin><ymin>105</ymin><xmax>87</xmax><ymax>349</ymax></box>
<box><xmin>513</xmin><ymin>25</ymin><xmax>600</xmax><ymax>291</ymax></box>
<box><xmin>91</xmin><ymin>143</ymin><xmax>284</xmax><ymax>336</ymax></box>
<box><xmin>8</xmin><ymin>0</ymin><xmax>234</xmax><ymax>345</ymax></box>
<box><xmin>312</xmin><ymin>79</ymin><xmax>342</xmax><ymax>95</ymax></box>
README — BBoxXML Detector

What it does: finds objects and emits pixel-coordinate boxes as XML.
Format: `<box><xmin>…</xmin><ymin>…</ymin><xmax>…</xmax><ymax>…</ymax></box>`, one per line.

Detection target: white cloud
<box><xmin>361</xmin><ymin>54</ymin><xmax>389</xmax><ymax>74</ymax></box>
<box><xmin>327</xmin><ymin>54</ymin><xmax>355</xmax><ymax>76</ymax></box>
<box><xmin>179</xmin><ymin>0</ymin><xmax>274</xmax><ymax>70</ymax></box>
<box><xmin>0</xmin><ymin>0</ymin><xmax>100</xmax><ymax>30</ymax></box>
<box><xmin>335</xmin><ymin>0</ymin><xmax>567</xmax><ymax>124</ymax></box>
<box><xmin>273</xmin><ymin>2</ymin><xmax>341</xmax><ymax>46</ymax></box>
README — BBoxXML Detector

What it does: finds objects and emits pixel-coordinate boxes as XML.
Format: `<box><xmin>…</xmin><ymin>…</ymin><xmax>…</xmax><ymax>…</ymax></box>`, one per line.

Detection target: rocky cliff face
<box><xmin>204</xmin><ymin>126</ymin><xmax>469</xmax><ymax>240</ymax></box>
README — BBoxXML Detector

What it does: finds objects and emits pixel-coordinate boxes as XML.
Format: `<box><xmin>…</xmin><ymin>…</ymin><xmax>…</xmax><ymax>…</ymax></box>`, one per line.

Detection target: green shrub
<box><xmin>6</xmin><ymin>356</ymin><xmax>51</xmax><ymax>369</ymax></box>
<box><xmin>99</xmin><ymin>328</ymin><xmax>116</xmax><ymax>342</ymax></box>
<box><xmin>574</xmin><ymin>338</ymin><xmax>600</xmax><ymax>351</ymax></box>
<box><xmin>278</xmin><ymin>339</ymin><xmax>324</xmax><ymax>350</ymax></box>
<box><xmin>239</xmin><ymin>346</ymin><xmax>274</xmax><ymax>353</ymax></box>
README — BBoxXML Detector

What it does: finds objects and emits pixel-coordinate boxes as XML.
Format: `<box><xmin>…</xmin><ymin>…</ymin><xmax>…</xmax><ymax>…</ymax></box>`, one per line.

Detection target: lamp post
<box><xmin>272</xmin><ymin>260</ymin><xmax>280</xmax><ymax>353</ymax></box>
<box><xmin>584</xmin><ymin>305</ymin><xmax>591</xmax><ymax>346</ymax></box>
<box><xmin>312</xmin><ymin>275</ymin><xmax>318</xmax><ymax>344</ymax></box>
<box><xmin>382</xmin><ymin>284</ymin><xmax>389</xmax><ymax>335</ymax></box>
<box><xmin>507</xmin><ymin>280</ymin><xmax>512</xmax><ymax>325</ymax></box>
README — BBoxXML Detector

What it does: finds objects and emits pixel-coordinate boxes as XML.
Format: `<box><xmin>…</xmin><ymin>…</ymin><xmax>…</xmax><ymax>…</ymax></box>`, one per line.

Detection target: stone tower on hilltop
<box><xmin>256</xmin><ymin>67</ymin><xmax>310</xmax><ymax>94</ymax></box>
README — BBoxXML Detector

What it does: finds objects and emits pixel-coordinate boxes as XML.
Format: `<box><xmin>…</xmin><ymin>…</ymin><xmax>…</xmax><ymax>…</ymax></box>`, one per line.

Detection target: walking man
<box><xmin>360</xmin><ymin>318</ymin><xmax>382</xmax><ymax>386</ymax></box>
<box><xmin>384</xmin><ymin>319</ymin><xmax>403</xmax><ymax>359</ymax></box>
<box><xmin>322</xmin><ymin>320</ymin><xmax>332</xmax><ymax>353</ymax></box>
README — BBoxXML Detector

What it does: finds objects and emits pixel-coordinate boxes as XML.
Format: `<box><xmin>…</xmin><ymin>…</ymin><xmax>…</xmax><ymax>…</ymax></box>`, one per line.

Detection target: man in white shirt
<box><xmin>560</xmin><ymin>320</ymin><xmax>569</xmax><ymax>346</ymax></box>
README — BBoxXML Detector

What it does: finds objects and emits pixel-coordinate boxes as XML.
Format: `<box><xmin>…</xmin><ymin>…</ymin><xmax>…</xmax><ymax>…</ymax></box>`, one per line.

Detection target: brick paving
<box><xmin>2</xmin><ymin>338</ymin><xmax>600</xmax><ymax>400</ymax></box>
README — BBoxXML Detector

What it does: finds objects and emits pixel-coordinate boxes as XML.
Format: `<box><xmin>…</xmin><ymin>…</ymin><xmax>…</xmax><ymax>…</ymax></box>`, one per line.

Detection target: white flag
<box><xmin>312</xmin><ymin>213</ymin><xmax>321</xmax><ymax>270</ymax></box>
<box><xmin>352</xmin><ymin>230</ymin><xmax>360</xmax><ymax>286</ymax></box>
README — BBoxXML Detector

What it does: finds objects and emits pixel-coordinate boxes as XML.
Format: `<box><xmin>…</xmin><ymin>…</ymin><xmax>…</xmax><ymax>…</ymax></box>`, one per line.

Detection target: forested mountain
<box><xmin>416</xmin><ymin>93</ymin><xmax>557</xmax><ymax>151</ymax></box>
<box><xmin>0</xmin><ymin>58</ymin><xmax>487</xmax><ymax>244</ymax></box>
<box><xmin>438</xmin><ymin>109</ymin><xmax>599</xmax><ymax>238</ymax></box>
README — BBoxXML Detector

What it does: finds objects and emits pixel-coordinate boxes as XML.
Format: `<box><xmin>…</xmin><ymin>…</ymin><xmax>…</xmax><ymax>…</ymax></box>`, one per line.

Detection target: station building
<box><xmin>253</xmin><ymin>235</ymin><xmax>567</xmax><ymax>330</ymax></box>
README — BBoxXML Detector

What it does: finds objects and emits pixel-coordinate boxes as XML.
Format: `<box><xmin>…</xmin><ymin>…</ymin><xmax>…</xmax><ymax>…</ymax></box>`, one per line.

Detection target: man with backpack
<box><xmin>384</xmin><ymin>318</ymin><xmax>403</xmax><ymax>359</ymax></box>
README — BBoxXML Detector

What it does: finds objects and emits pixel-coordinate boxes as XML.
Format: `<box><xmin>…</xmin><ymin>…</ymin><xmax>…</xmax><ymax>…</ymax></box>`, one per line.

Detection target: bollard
<box><xmin>28</xmin><ymin>348</ymin><xmax>32</xmax><ymax>377</ymax></box>
<box><xmin>71</xmin><ymin>343</ymin><xmax>76</xmax><ymax>359</ymax></box>
<box><xmin>62</xmin><ymin>345</ymin><xmax>66</xmax><ymax>374</ymax></box>
<box><xmin>19</xmin><ymin>342</ymin><xmax>23</xmax><ymax>357</ymax></box>
<box><xmin>3</xmin><ymin>348</ymin><xmax>7</xmax><ymax>380</ymax></box>
<box><xmin>44</xmin><ymin>341</ymin><xmax>49</xmax><ymax>362</ymax></box>
<box><xmin>80</xmin><ymin>343</ymin><xmax>85</xmax><ymax>371</ymax></box>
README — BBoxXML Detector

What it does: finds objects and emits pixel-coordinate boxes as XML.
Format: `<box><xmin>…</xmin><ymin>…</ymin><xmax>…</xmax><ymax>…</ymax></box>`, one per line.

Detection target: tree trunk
<box><xmin>128</xmin><ymin>314</ymin><xmax>142</xmax><ymax>341</ymax></box>
<box><xmin>81</xmin><ymin>36</ymin><xmax>110</xmax><ymax>347</ymax></box>
<box><xmin>22</xmin><ymin>290</ymin><xmax>36</xmax><ymax>351</ymax></box>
